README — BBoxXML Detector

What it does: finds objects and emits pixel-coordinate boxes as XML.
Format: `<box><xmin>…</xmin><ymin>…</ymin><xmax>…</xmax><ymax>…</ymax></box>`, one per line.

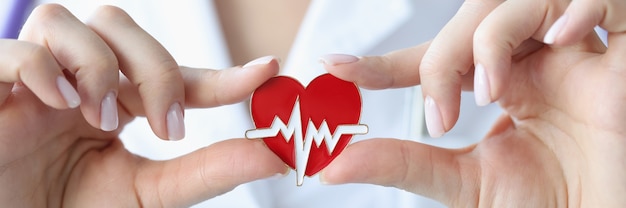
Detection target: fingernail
<box><xmin>320</xmin><ymin>168</ymin><xmax>347</xmax><ymax>185</ymax></box>
<box><xmin>242</xmin><ymin>55</ymin><xmax>275</xmax><ymax>68</ymax></box>
<box><xmin>56</xmin><ymin>76</ymin><xmax>81</xmax><ymax>108</ymax></box>
<box><xmin>544</xmin><ymin>14</ymin><xmax>568</xmax><ymax>44</ymax></box>
<box><xmin>319</xmin><ymin>169</ymin><xmax>332</xmax><ymax>185</ymax></box>
<box><xmin>100</xmin><ymin>91</ymin><xmax>118</xmax><ymax>131</ymax></box>
<box><xmin>269</xmin><ymin>167</ymin><xmax>290</xmax><ymax>180</ymax></box>
<box><xmin>424</xmin><ymin>96</ymin><xmax>445</xmax><ymax>138</ymax></box>
<box><xmin>166</xmin><ymin>102</ymin><xmax>185</xmax><ymax>141</ymax></box>
<box><xmin>268</xmin><ymin>173</ymin><xmax>286</xmax><ymax>180</ymax></box>
<box><xmin>319</xmin><ymin>54</ymin><xmax>359</xmax><ymax>66</ymax></box>
<box><xmin>319</xmin><ymin>174</ymin><xmax>331</xmax><ymax>185</ymax></box>
<box><xmin>474</xmin><ymin>64</ymin><xmax>492</xmax><ymax>106</ymax></box>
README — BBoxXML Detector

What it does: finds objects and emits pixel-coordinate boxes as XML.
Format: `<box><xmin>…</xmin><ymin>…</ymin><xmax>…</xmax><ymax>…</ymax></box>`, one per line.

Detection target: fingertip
<box><xmin>322</xmin><ymin>138</ymin><xmax>464</xmax><ymax>199</ymax></box>
<box><xmin>319</xmin><ymin>168</ymin><xmax>341</xmax><ymax>185</ymax></box>
<box><xmin>180</xmin><ymin>56</ymin><xmax>280</xmax><ymax>109</ymax></box>
<box><xmin>322</xmin><ymin>49</ymin><xmax>423</xmax><ymax>90</ymax></box>
<box><xmin>1</xmin><ymin>41</ymin><xmax>79</xmax><ymax>109</ymax></box>
<box><xmin>99</xmin><ymin>91</ymin><xmax>119</xmax><ymax>131</ymax></box>
<box><xmin>166</xmin><ymin>102</ymin><xmax>185</xmax><ymax>141</ymax></box>
<box><xmin>241</xmin><ymin>55</ymin><xmax>280</xmax><ymax>79</ymax></box>
<box><xmin>471</xmin><ymin>60</ymin><xmax>511</xmax><ymax>109</ymax></box>
<box><xmin>471</xmin><ymin>51</ymin><xmax>511</xmax><ymax>108</ymax></box>
<box><xmin>142</xmin><ymin>74</ymin><xmax>186</xmax><ymax>141</ymax></box>
<box><xmin>319</xmin><ymin>53</ymin><xmax>364</xmax><ymax>83</ymax></box>
<box><xmin>424</xmin><ymin>96</ymin><xmax>446</xmax><ymax>138</ymax></box>
<box><xmin>473</xmin><ymin>24</ymin><xmax>516</xmax><ymax>108</ymax></box>
<box><xmin>235</xmin><ymin>55</ymin><xmax>280</xmax><ymax>96</ymax></box>
<box><xmin>544</xmin><ymin>0</ymin><xmax>605</xmax><ymax>46</ymax></box>
<box><xmin>225</xmin><ymin>139</ymin><xmax>291</xmax><ymax>184</ymax></box>
<box><xmin>251</xmin><ymin>140</ymin><xmax>291</xmax><ymax>177</ymax></box>
<box><xmin>473</xmin><ymin>63</ymin><xmax>492</xmax><ymax>106</ymax></box>
<box><xmin>321</xmin><ymin>139</ymin><xmax>420</xmax><ymax>187</ymax></box>
<box><xmin>242</xmin><ymin>55</ymin><xmax>279</xmax><ymax>69</ymax></box>
<box><xmin>420</xmin><ymin>89</ymin><xmax>461</xmax><ymax>139</ymax></box>
<box><xmin>56</xmin><ymin>75</ymin><xmax>81</xmax><ymax>108</ymax></box>
<box><xmin>73</xmin><ymin>65</ymin><xmax>122</xmax><ymax>132</ymax></box>
<box><xmin>319</xmin><ymin>54</ymin><xmax>360</xmax><ymax>66</ymax></box>
<box><xmin>320</xmin><ymin>146</ymin><xmax>363</xmax><ymax>185</ymax></box>
<box><xmin>319</xmin><ymin>142</ymin><xmax>369</xmax><ymax>185</ymax></box>
<box><xmin>543</xmin><ymin>14</ymin><xmax>568</xmax><ymax>45</ymax></box>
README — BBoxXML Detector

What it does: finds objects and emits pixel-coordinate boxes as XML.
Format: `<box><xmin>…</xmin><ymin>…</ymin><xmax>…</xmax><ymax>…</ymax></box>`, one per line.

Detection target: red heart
<box><xmin>247</xmin><ymin>74</ymin><xmax>366</xmax><ymax>185</ymax></box>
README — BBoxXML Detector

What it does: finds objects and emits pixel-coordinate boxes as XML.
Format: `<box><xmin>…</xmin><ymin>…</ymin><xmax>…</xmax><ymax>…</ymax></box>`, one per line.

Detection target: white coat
<box><xmin>28</xmin><ymin>0</ymin><xmax>503</xmax><ymax>207</ymax></box>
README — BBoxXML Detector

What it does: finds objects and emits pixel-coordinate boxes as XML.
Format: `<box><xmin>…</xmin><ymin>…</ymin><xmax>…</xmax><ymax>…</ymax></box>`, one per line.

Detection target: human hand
<box><xmin>321</xmin><ymin>0</ymin><xmax>625</xmax><ymax>207</ymax></box>
<box><xmin>0</xmin><ymin>4</ymin><xmax>286</xmax><ymax>207</ymax></box>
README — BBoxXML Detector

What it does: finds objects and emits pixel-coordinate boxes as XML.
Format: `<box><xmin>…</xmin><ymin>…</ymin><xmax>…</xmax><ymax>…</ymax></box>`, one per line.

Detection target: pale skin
<box><xmin>215</xmin><ymin>0</ymin><xmax>310</xmax><ymax>66</ymax></box>
<box><xmin>0</xmin><ymin>0</ymin><xmax>625</xmax><ymax>208</ymax></box>
<box><xmin>322</xmin><ymin>0</ymin><xmax>626</xmax><ymax>207</ymax></box>
<box><xmin>0</xmin><ymin>4</ymin><xmax>288</xmax><ymax>207</ymax></box>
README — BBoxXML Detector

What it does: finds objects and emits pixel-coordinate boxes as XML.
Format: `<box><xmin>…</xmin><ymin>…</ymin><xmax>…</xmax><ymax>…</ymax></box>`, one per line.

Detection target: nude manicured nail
<box><xmin>424</xmin><ymin>96</ymin><xmax>445</xmax><ymax>138</ymax></box>
<box><xmin>474</xmin><ymin>64</ymin><xmax>492</xmax><ymax>106</ymax></box>
<box><xmin>319</xmin><ymin>54</ymin><xmax>359</xmax><ymax>66</ymax></box>
<box><xmin>100</xmin><ymin>91</ymin><xmax>118</xmax><ymax>131</ymax></box>
<box><xmin>544</xmin><ymin>14</ymin><xmax>568</xmax><ymax>44</ymax></box>
<box><xmin>319</xmin><ymin>173</ymin><xmax>332</xmax><ymax>185</ymax></box>
<box><xmin>166</xmin><ymin>102</ymin><xmax>185</xmax><ymax>141</ymax></box>
<box><xmin>242</xmin><ymin>56</ymin><xmax>275</xmax><ymax>68</ymax></box>
<box><xmin>56</xmin><ymin>76</ymin><xmax>81</xmax><ymax>108</ymax></box>
<box><xmin>269</xmin><ymin>169</ymin><xmax>290</xmax><ymax>180</ymax></box>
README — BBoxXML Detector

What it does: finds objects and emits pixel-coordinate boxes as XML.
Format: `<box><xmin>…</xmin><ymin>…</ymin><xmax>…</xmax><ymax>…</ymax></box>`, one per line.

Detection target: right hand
<box><xmin>322</xmin><ymin>0</ymin><xmax>626</xmax><ymax>207</ymax></box>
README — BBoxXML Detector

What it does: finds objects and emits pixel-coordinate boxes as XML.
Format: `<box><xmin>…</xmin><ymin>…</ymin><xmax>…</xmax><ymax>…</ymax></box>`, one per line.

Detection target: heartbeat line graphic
<box><xmin>246</xmin><ymin>98</ymin><xmax>368</xmax><ymax>186</ymax></box>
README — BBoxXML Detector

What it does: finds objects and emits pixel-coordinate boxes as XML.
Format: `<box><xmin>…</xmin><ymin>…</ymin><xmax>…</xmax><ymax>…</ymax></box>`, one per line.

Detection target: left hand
<box><xmin>320</xmin><ymin>0</ymin><xmax>626</xmax><ymax>207</ymax></box>
<box><xmin>0</xmin><ymin>5</ymin><xmax>286</xmax><ymax>207</ymax></box>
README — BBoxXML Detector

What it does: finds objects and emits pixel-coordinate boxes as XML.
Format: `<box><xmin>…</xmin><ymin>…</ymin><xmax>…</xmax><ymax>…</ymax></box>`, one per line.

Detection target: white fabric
<box><xmin>0</xmin><ymin>0</ymin><xmax>17</xmax><ymax>35</ymax></box>
<box><xmin>32</xmin><ymin>0</ymin><xmax>502</xmax><ymax>207</ymax></box>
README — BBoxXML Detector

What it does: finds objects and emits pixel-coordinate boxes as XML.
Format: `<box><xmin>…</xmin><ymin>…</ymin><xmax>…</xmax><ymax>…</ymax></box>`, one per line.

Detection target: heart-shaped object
<box><xmin>246</xmin><ymin>74</ymin><xmax>367</xmax><ymax>185</ymax></box>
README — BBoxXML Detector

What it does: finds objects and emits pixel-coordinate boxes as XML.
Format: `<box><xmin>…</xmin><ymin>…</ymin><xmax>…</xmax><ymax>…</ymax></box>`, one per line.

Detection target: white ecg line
<box><xmin>246</xmin><ymin>98</ymin><xmax>368</xmax><ymax>186</ymax></box>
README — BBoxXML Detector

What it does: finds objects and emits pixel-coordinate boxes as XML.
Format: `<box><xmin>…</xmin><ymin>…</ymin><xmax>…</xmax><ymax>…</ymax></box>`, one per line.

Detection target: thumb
<box><xmin>321</xmin><ymin>138</ymin><xmax>479</xmax><ymax>206</ymax></box>
<box><xmin>135</xmin><ymin>139</ymin><xmax>288</xmax><ymax>208</ymax></box>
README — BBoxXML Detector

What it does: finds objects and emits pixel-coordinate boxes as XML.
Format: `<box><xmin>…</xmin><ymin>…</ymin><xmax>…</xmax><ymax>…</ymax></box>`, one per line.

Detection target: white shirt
<box><xmin>28</xmin><ymin>0</ymin><xmax>503</xmax><ymax>207</ymax></box>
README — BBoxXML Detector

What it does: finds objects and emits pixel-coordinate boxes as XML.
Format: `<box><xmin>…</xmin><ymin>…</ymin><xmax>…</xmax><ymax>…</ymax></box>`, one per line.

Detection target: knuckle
<box><xmin>135</xmin><ymin>64</ymin><xmax>182</xmax><ymax>92</ymax></box>
<box><xmin>15</xmin><ymin>44</ymin><xmax>56</xmax><ymax>81</ymax></box>
<box><xmin>372</xmin><ymin>56</ymin><xmax>396</xmax><ymax>88</ymax></box>
<box><xmin>91</xmin><ymin>5</ymin><xmax>135</xmax><ymax>26</ymax></box>
<box><xmin>159</xmin><ymin>65</ymin><xmax>183</xmax><ymax>85</ymax></box>
<box><xmin>25</xmin><ymin>44</ymin><xmax>51</xmax><ymax>65</ymax></box>
<box><xmin>159</xmin><ymin>64</ymin><xmax>183</xmax><ymax>82</ymax></box>
<box><xmin>74</xmin><ymin>62</ymin><xmax>119</xmax><ymax>84</ymax></box>
<box><xmin>473</xmin><ymin>27</ymin><xmax>512</xmax><ymax>59</ymax></box>
<box><xmin>472</xmin><ymin>27</ymin><xmax>496</xmax><ymax>48</ymax></box>
<box><xmin>71</xmin><ymin>47</ymin><xmax>119</xmax><ymax>75</ymax></box>
<box><xmin>28</xmin><ymin>4</ymin><xmax>73</xmax><ymax>26</ymax></box>
<box><xmin>419</xmin><ymin>51</ymin><xmax>445</xmax><ymax>78</ymax></box>
<box><xmin>14</xmin><ymin>43</ymin><xmax>51</xmax><ymax>73</ymax></box>
<box><xmin>395</xmin><ymin>140</ymin><xmax>413</xmax><ymax>187</ymax></box>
